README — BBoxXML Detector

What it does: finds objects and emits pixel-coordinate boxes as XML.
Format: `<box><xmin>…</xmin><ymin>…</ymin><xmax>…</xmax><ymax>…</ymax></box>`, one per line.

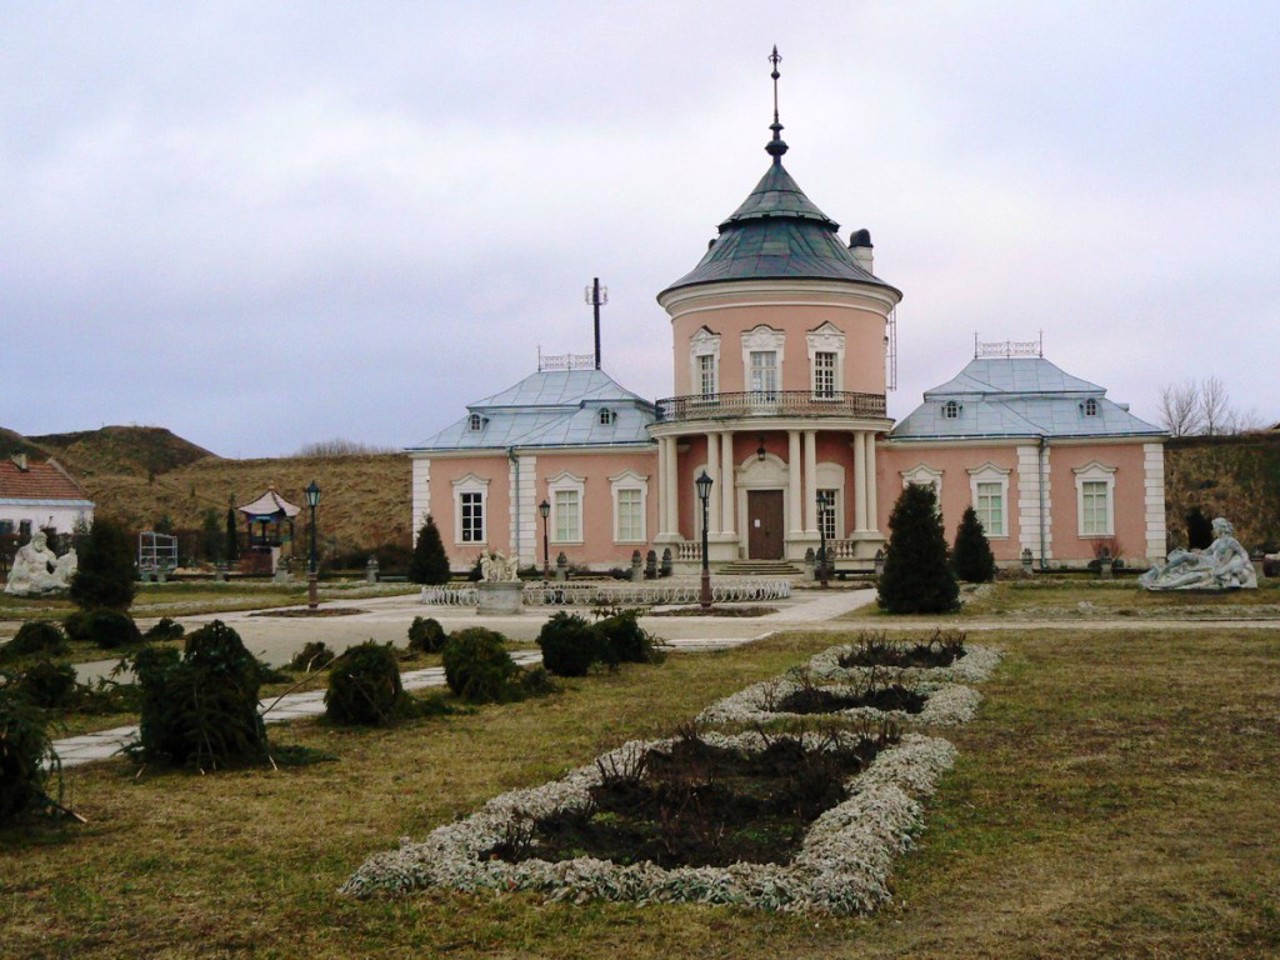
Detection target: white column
<box><xmin>853</xmin><ymin>432</ymin><xmax>868</xmax><ymax>532</ymax></box>
<box><xmin>866</xmin><ymin>432</ymin><xmax>880</xmax><ymax>533</ymax></box>
<box><xmin>656</xmin><ymin>436</ymin><xmax>669</xmax><ymax>536</ymax></box>
<box><xmin>720</xmin><ymin>431</ymin><xmax>736</xmax><ymax>536</ymax></box>
<box><xmin>804</xmin><ymin>430</ymin><xmax>818</xmax><ymax>534</ymax></box>
<box><xmin>665</xmin><ymin>437</ymin><xmax>680</xmax><ymax>536</ymax></box>
<box><xmin>788</xmin><ymin>430</ymin><xmax>802</xmax><ymax>535</ymax></box>
<box><xmin>706</xmin><ymin>432</ymin><xmax>720</xmax><ymax>534</ymax></box>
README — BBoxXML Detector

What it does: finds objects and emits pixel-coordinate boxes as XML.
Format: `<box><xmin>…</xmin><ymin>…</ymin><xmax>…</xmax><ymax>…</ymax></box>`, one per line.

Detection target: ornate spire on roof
<box><xmin>766</xmin><ymin>45</ymin><xmax>788</xmax><ymax>163</ymax></box>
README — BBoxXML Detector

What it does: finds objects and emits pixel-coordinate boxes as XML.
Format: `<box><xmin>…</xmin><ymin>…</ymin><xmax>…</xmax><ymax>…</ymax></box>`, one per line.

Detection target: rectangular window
<box><xmin>975</xmin><ymin>482</ymin><xmax>1004</xmax><ymax>536</ymax></box>
<box><xmin>615</xmin><ymin>488</ymin><xmax>644</xmax><ymax>542</ymax></box>
<box><xmin>554</xmin><ymin>489</ymin><xmax>580</xmax><ymax>542</ymax></box>
<box><xmin>1081</xmin><ymin>480</ymin><xmax>1109</xmax><ymax>535</ymax></box>
<box><xmin>817</xmin><ymin>488</ymin><xmax>838</xmax><ymax>541</ymax></box>
<box><xmin>460</xmin><ymin>492</ymin><xmax>484</xmax><ymax>543</ymax></box>
<box><xmin>813</xmin><ymin>352</ymin><xmax>836</xmax><ymax>398</ymax></box>
<box><xmin>749</xmin><ymin>350</ymin><xmax>778</xmax><ymax>399</ymax></box>
<box><xmin>698</xmin><ymin>354</ymin><xmax>717</xmax><ymax>399</ymax></box>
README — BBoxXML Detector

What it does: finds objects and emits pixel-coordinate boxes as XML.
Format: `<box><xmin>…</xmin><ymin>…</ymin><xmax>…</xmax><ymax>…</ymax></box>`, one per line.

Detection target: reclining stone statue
<box><xmin>1139</xmin><ymin>517</ymin><xmax>1256</xmax><ymax>591</ymax></box>
<box><xmin>4</xmin><ymin>531</ymin><xmax>76</xmax><ymax>596</ymax></box>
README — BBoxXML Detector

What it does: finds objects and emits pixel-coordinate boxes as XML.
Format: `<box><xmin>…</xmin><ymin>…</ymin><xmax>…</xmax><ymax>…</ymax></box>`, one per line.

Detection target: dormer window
<box><xmin>1082</xmin><ymin>398</ymin><xmax>1099</xmax><ymax>417</ymax></box>
<box><xmin>942</xmin><ymin>400</ymin><xmax>961</xmax><ymax>420</ymax></box>
<box><xmin>598</xmin><ymin>408</ymin><xmax>616</xmax><ymax>426</ymax></box>
<box><xmin>468</xmin><ymin>414</ymin><xmax>487</xmax><ymax>432</ymax></box>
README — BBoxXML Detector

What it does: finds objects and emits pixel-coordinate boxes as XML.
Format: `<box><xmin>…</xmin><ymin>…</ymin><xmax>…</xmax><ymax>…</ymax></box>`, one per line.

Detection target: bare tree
<box><xmin>1199</xmin><ymin>375</ymin><xmax>1232</xmax><ymax>436</ymax></box>
<box><xmin>1158</xmin><ymin>380</ymin><xmax>1202</xmax><ymax>437</ymax></box>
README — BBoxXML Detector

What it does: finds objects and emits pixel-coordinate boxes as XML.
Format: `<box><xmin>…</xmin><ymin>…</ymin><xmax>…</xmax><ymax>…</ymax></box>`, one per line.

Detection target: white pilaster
<box><xmin>1143</xmin><ymin>442</ymin><xmax>1167</xmax><ymax>561</ymax></box>
<box><xmin>803</xmin><ymin>430</ymin><xmax>818</xmax><ymax>533</ymax></box>
<box><xmin>720</xmin><ymin>431</ymin><xmax>736</xmax><ymax>535</ymax></box>
<box><xmin>508</xmin><ymin>454</ymin><xmax>537</xmax><ymax>566</ymax></box>
<box><xmin>1017</xmin><ymin>443</ymin><xmax>1052</xmax><ymax>562</ymax></box>
<box><xmin>866</xmin><ymin>432</ymin><xmax>879</xmax><ymax>533</ymax></box>
<box><xmin>411</xmin><ymin>458</ymin><xmax>431</xmax><ymax>538</ymax></box>
<box><xmin>788</xmin><ymin>430</ymin><xmax>802</xmax><ymax>536</ymax></box>
<box><xmin>656</xmin><ymin>437</ymin><xmax>669</xmax><ymax>536</ymax></box>
<box><xmin>853</xmin><ymin>433</ymin><xmax>868</xmax><ymax>532</ymax></box>
<box><xmin>665</xmin><ymin>436</ymin><xmax>680</xmax><ymax>536</ymax></box>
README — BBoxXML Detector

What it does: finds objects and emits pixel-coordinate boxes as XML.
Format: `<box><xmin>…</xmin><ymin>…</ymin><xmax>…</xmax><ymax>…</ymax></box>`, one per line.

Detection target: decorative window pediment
<box><xmin>902</xmin><ymin>464</ymin><xmax>943</xmax><ymax>508</ymax></box>
<box><xmin>1073</xmin><ymin>461</ymin><xmax>1116</xmax><ymax>537</ymax></box>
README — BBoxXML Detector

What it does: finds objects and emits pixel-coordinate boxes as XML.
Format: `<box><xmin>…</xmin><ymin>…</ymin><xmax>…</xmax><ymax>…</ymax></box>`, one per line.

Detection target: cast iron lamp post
<box><xmin>539</xmin><ymin>499</ymin><xmax>551</xmax><ymax>581</ymax></box>
<box><xmin>305</xmin><ymin>480</ymin><xmax>321</xmax><ymax>609</ymax></box>
<box><xmin>816</xmin><ymin>489</ymin><xmax>831</xmax><ymax>588</ymax></box>
<box><xmin>696</xmin><ymin>470</ymin><xmax>713</xmax><ymax>610</ymax></box>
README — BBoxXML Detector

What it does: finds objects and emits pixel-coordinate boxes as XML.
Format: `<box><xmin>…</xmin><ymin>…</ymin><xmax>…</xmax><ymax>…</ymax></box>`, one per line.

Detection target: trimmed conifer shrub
<box><xmin>10</xmin><ymin>659</ymin><xmax>78</xmax><ymax>709</ymax></box>
<box><xmin>407</xmin><ymin>616</ymin><xmax>447</xmax><ymax>654</ymax></box>
<box><xmin>325</xmin><ymin>642</ymin><xmax>406</xmax><ymax>726</ymax></box>
<box><xmin>63</xmin><ymin>610</ymin><xmax>93</xmax><ymax>643</ymax></box>
<box><xmin>143</xmin><ymin>617</ymin><xmax>185</xmax><ymax>642</ymax></box>
<box><xmin>592</xmin><ymin>609</ymin><xmax>660</xmax><ymax>665</ymax></box>
<box><xmin>290</xmin><ymin>641</ymin><xmax>335</xmax><ymax>671</ymax></box>
<box><xmin>0</xmin><ymin>685</ymin><xmax>59</xmax><ymax>823</ymax></box>
<box><xmin>70</xmin><ymin>516</ymin><xmax>137</xmax><ymax>611</ymax></box>
<box><xmin>133</xmin><ymin>620</ymin><xmax>268</xmax><ymax>770</ymax></box>
<box><xmin>86</xmin><ymin>610</ymin><xmax>143</xmax><ymax>650</ymax></box>
<box><xmin>537</xmin><ymin>612</ymin><xmax>602</xmax><ymax>677</ymax></box>
<box><xmin>877</xmin><ymin>484</ymin><xmax>959</xmax><ymax>614</ymax></box>
<box><xmin>953</xmin><ymin>506</ymin><xmax>997</xmax><ymax>583</ymax></box>
<box><xmin>442</xmin><ymin>627</ymin><xmax>519</xmax><ymax>703</ymax></box>
<box><xmin>409</xmin><ymin>515</ymin><xmax>451</xmax><ymax>585</ymax></box>
<box><xmin>1</xmin><ymin>621</ymin><xmax>69</xmax><ymax>662</ymax></box>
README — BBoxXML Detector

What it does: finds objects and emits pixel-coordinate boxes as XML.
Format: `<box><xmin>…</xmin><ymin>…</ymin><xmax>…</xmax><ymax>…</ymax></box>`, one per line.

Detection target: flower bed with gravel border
<box><xmin>697</xmin><ymin>676</ymin><xmax>981</xmax><ymax>728</ymax></box>
<box><xmin>340</xmin><ymin>731</ymin><xmax>956</xmax><ymax>914</ymax></box>
<box><xmin>806</xmin><ymin>642</ymin><xmax>1003</xmax><ymax>685</ymax></box>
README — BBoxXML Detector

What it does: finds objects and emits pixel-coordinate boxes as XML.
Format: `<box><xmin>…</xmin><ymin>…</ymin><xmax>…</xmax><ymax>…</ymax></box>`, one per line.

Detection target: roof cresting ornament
<box><xmin>766</xmin><ymin>45</ymin><xmax>788</xmax><ymax>163</ymax></box>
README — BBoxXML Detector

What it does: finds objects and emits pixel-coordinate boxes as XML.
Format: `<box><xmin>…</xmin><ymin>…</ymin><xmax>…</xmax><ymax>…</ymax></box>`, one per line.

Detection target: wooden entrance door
<box><xmin>747</xmin><ymin>490</ymin><xmax>785</xmax><ymax>560</ymax></box>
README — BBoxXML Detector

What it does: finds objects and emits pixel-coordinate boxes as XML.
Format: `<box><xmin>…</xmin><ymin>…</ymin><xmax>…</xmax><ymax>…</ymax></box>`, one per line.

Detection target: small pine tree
<box><xmin>69</xmin><ymin>517</ymin><xmax>136</xmax><ymax>611</ymax></box>
<box><xmin>201</xmin><ymin>509</ymin><xmax>222</xmax><ymax>563</ymax></box>
<box><xmin>409</xmin><ymin>515</ymin><xmax>451</xmax><ymax>585</ymax></box>
<box><xmin>1186</xmin><ymin>507</ymin><xmax>1214</xmax><ymax>550</ymax></box>
<box><xmin>953</xmin><ymin>506</ymin><xmax>997</xmax><ymax>583</ymax></box>
<box><xmin>877</xmin><ymin>484</ymin><xmax>959</xmax><ymax>614</ymax></box>
<box><xmin>224</xmin><ymin>507</ymin><xmax>239</xmax><ymax>564</ymax></box>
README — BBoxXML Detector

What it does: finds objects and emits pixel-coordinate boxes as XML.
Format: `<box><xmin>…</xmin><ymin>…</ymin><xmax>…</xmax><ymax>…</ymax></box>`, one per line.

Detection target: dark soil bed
<box><xmin>485</xmin><ymin>733</ymin><xmax>888</xmax><ymax>869</ymax></box>
<box><xmin>778</xmin><ymin>684</ymin><xmax>927</xmax><ymax>715</ymax></box>
<box><xmin>250</xmin><ymin>608</ymin><xmax>365</xmax><ymax>618</ymax></box>
<box><xmin>839</xmin><ymin>630</ymin><xmax>966</xmax><ymax>669</ymax></box>
<box><xmin>650</xmin><ymin>605</ymin><xmax>778</xmax><ymax>618</ymax></box>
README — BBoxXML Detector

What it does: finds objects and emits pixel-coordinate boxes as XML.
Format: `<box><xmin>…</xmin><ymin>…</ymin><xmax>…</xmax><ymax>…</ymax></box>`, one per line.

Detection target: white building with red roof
<box><xmin>0</xmin><ymin>454</ymin><xmax>95</xmax><ymax>540</ymax></box>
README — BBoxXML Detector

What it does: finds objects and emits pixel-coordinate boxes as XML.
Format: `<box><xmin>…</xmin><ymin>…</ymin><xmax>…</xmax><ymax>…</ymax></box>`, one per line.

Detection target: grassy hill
<box><xmin>26</xmin><ymin>425</ymin><xmax>217</xmax><ymax>478</ymax></box>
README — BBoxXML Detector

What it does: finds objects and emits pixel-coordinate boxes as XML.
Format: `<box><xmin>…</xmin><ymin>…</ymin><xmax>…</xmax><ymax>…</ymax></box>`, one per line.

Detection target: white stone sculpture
<box><xmin>1139</xmin><ymin>517</ymin><xmax>1257</xmax><ymax>591</ymax></box>
<box><xmin>479</xmin><ymin>550</ymin><xmax>520</xmax><ymax>582</ymax></box>
<box><xmin>4</xmin><ymin>531</ymin><xmax>75</xmax><ymax>596</ymax></box>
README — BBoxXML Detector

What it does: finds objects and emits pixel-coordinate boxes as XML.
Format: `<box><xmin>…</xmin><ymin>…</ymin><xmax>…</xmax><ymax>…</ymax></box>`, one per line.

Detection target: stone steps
<box><xmin>716</xmin><ymin>560</ymin><xmax>803</xmax><ymax>577</ymax></box>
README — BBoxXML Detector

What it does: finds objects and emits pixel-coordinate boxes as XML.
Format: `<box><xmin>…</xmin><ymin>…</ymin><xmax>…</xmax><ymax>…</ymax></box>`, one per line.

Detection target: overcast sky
<box><xmin>4</xmin><ymin>2</ymin><xmax>1277</xmax><ymax>458</ymax></box>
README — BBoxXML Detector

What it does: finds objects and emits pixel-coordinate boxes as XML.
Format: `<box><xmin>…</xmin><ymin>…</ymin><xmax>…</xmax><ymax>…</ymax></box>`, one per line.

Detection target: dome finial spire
<box><xmin>766</xmin><ymin>45</ymin><xmax>788</xmax><ymax>163</ymax></box>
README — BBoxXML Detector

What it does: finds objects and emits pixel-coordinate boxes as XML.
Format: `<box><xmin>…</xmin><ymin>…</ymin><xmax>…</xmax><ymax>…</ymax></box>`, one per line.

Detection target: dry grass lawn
<box><xmin>3</xmin><ymin>625</ymin><xmax>1279</xmax><ymax>958</ymax></box>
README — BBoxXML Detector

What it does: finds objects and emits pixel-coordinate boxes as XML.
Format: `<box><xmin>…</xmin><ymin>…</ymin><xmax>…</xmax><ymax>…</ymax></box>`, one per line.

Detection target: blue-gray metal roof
<box><xmin>409</xmin><ymin>369</ymin><xmax>656</xmax><ymax>452</ymax></box>
<box><xmin>661</xmin><ymin>161</ymin><xmax>899</xmax><ymax>296</ymax></box>
<box><xmin>891</xmin><ymin>357</ymin><xmax>1164</xmax><ymax>441</ymax></box>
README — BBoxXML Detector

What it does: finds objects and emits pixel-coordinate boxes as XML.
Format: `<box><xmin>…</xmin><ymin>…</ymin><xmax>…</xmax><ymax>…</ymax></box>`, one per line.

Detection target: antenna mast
<box><xmin>585</xmin><ymin>277</ymin><xmax>608</xmax><ymax>369</ymax></box>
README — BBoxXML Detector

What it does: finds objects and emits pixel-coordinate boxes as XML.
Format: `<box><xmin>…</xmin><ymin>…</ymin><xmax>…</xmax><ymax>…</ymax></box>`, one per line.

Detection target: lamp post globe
<box><xmin>695</xmin><ymin>470</ymin><xmax>713</xmax><ymax>610</ymax></box>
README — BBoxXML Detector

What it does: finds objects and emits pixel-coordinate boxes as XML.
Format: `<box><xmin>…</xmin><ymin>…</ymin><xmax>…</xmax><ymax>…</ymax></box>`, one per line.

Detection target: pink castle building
<box><xmin>409</xmin><ymin>62</ymin><xmax>1166</xmax><ymax>574</ymax></box>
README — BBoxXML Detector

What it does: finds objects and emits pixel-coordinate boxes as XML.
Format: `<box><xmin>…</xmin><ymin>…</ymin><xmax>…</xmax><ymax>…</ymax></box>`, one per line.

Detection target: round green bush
<box><xmin>143</xmin><ymin>617</ymin><xmax>185</xmax><ymax>642</ymax></box>
<box><xmin>325</xmin><ymin>642</ymin><xmax>405</xmax><ymax>726</ymax></box>
<box><xmin>442</xmin><ymin>627</ymin><xmax>519</xmax><ymax>703</ymax></box>
<box><xmin>407</xmin><ymin>616</ymin><xmax>447</xmax><ymax>654</ymax></box>
<box><xmin>290</xmin><ymin>641</ymin><xmax>335</xmax><ymax>671</ymax></box>
<box><xmin>593</xmin><ymin>609</ymin><xmax>658</xmax><ymax>665</ymax></box>
<box><xmin>11</xmin><ymin>659</ymin><xmax>78</xmax><ymax>709</ymax></box>
<box><xmin>86</xmin><ymin>610</ymin><xmax>143</xmax><ymax>650</ymax></box>
<box><xmin>537</xmin><ymin>612</ymin><xmax>602</xmax><ymax>677</ymax></box>
<box><xmin>1</xmin><ymin>622</ymin><xmax>69</xmax><ymax>662</ymax></box>
<box><xmin>0</xmin><ymin>686</ymin><xmax>57</xmax><ymax>823</ymax></box>
<box><xmin>62</xmin><ymin>610</ymin><xmax>93</xmax><ymax>643</ymax></box>
<box><xmin>134</xmin><ymin>620</ymin><xmax>267</xmax><ymax>769</ymax></box>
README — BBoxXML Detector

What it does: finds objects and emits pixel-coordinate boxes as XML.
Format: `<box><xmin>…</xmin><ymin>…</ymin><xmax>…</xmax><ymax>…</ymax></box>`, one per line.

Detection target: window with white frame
<box><xmin>689</xmin><ymin>327</ymin><xmax>720</xmax><ymax>400</ymax></box>
<box><xmin>610</xmin><ymin>469</ymin><xmax>649</xmax><ymax>543</ymax></box>
<box><xmin>817</xmin><ymin>488</ymin><xmax>838</xmax><ymax>541</ymax></box>
<box><xmin>1073</xmin><ymin>461</ymin><xmax>1116</xmax><ymax>537</ymax></box>
<box><xmin>813</xmin><ymin>352</ymin><xmax>837</xmax><ymax>399</ymax></box>
<box><xmin>967</xmin><ymin>462</ymin><xmax>1010</xmax><ymax>538</ymax></box>
<box><xmin>942</xmin><ymin>400</ymin><xmax>961</xmax><ymax>420</ymax></box>
<box><xmin>452</xmin><ymin>474</ymin><xmax>490</xmax><ymax>545</ymax></box>
<box><xmin>598</xmin><ymin>408</ymin><xmax>616</xmax><ymax>426</ymax></box>
<box><xmin>1082</xmin><ymin>398</ymin><xmax>1099</xmax><ymax>417</ymax></box>
<box><xmin>548</xmin><ymin>472</ymin><xmax>586</xmax><ymax>544</ymax></box>
<box><xmin>901</xmin><ymin>464</ymin><xmax>944</xmax><ymax>507</ymax></box>
<box><xmin>749</xmin><ymin>351</ymin><xmax>778</xmax><ymax>399</ymax></box>
<box><xmin>698</xmin><ymin>353</ymin><xmax>717</xmax><ymax>399</ymax></box>
<box><xmin>807</xmin><ymin>322</ymin><xmax>845</xmax><ymax>399</ymax></box>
